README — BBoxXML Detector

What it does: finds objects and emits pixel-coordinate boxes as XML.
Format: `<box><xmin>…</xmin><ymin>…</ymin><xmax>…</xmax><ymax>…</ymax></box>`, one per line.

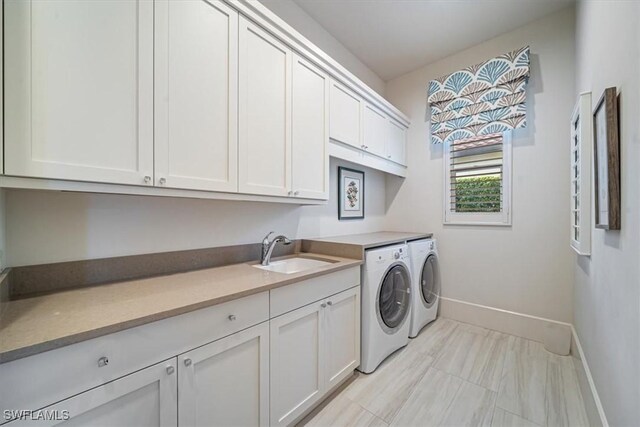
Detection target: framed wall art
<box><xmin>338</xmin><ymin>167</ymin><xmax>364</xmax><ymax>220</ymax></box>
<box><xmin>593</xmin><ymin>87</ymin><xmax>620</xmax><ymax>230</ymax></box>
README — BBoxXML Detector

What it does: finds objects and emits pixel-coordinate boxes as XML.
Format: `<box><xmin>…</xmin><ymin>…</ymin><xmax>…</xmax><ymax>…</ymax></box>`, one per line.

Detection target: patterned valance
<box><xmin>428</xmin><ymin>46</ymin><xmax>530</xmax><ymax>144</ymax></box>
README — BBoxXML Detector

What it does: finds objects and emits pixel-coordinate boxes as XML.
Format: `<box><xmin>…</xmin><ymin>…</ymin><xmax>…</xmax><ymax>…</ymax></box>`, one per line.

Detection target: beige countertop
<box><xmin>307</xmin><ymin>231</ymin><xmax>431</xmax><ymax>247</ymax></box>
<box><xmin>0</xmin><ymin>253</ymin><xmax>361</xmax><ymax>364</ymax></box>
<box><xmin>302</xmin><ymin>231</ymin><xmax>432</xmax><ymax>259</ymax></box>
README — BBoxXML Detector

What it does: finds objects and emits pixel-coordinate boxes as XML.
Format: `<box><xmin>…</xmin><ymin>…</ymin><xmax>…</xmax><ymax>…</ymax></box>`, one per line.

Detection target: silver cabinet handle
<box><xmin>288</xmin><ymin>190</ymin><xmax>293</xmax><ymax>196</ymax></box>
<box><xmin>166</xmin><ymin>365</ymin><xmax>175</xmax><ymax>375</ymax></box>
<box><xmin>327</xmin><ymin>301</ymin><xmax>333</xmax><ymax>306</ymax></box>
<box><xmin>228</xmin><ymin>314</ymin><xmax>236</xmax><ymax>321</ymax></box>
<box><xmin>144</xmin><ymin>176</ymin><xmax>151</xmax><ymax>184</ymax></box>
<box><xmin>98</xmin><ymin>356</ymin><xmax>109</xmax><ymax>367</ymax></box>
<box><xmin>184</xmin><ymin>358</ymin><xmax>192</xmax><ymax>367</ymax></box>
<box><xmin>320</xmin><ymin>303</ymin><xmax>327</xmax><ymax>308</ymax></box>
<box><xmin>159</xmin><ymin>177</ymin><xmax>166</xmax><ymax>185</ymax></box>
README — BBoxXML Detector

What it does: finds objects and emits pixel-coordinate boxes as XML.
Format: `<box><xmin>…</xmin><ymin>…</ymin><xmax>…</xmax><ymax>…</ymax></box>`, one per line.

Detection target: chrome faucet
<box><xmin>261</xmin><ymin>232</ymin><xmax>292</xmax><ymax>266</ymax></box>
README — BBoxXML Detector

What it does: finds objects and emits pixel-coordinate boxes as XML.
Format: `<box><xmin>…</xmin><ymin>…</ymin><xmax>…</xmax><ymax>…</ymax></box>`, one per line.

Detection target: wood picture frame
<box><xmin>592</xmin><ymin>87</ymin><xmax>620</xmax><ymax>230</ymax></box>
<box><xmin>338</xmin><ymin>167</ymin><xmax>365</xmax><ymax>220</ymax></box>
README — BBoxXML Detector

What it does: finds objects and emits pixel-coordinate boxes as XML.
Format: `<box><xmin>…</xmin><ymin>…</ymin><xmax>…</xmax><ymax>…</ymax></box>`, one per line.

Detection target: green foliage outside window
<box><xmin>454</xmin><ymin>176</ymin><xmax>501</xmax><ymax>212</ymax></box>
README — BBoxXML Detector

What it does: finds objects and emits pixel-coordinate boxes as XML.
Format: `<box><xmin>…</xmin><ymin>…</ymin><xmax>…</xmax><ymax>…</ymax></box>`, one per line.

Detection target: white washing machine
<box><xmin>408</xmin><ymin>239</ymin><xmax>440</xmax><ymax>338</ymax></box>
<box><xmin>360</xmin><ymin>244</ymin><xmax>412</xmax><ymax>374</ymax></box>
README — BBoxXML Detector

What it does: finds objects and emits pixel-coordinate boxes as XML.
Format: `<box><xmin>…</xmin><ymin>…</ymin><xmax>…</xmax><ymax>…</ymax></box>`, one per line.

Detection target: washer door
<box><xmin>420</xmin><ymin>254</ymin><xmax>440</xmax><ymax>308</ymax></box>
<box><xmin>378</xmin><ymin>264</ymin><xmax>411</xmax><ymax>330</ymax></box>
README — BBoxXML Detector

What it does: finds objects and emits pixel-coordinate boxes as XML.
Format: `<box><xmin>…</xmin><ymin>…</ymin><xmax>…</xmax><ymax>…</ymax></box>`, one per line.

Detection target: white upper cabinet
<box><xmin>154</xmin><ymin>0</ymin><xmax>238</xmax><ymax>192</ymax></box>
<box><xmin>329</xmin><ymin>81</ymin><xmax>363</xmax><ymax>149</ymax></box>
<box><xmin>363</xmin><ymin>103</ymin><xmax>388</xmax><ymax>158</ymax></box>
<box><xmin>386</xmin><ymin>119</ymin><xmax>408</xmax><ymax>166</ymax></box>
<box><xmin>4</xmin><ymin>0</ymin><xmax>154</xmax><ymax>185</ymax></box>
<box><xmin>178</xmin><ymin>322</ymin><xmax>269</xmax><ymax>427</ymax></box>
<box><xmin>238</xmin><ymin>16</ymin><xmax>292</xmax><ymax>197</ymax></box>
<box><xmin>292</xmin><ymin>55</ymin><xmax>330</xmax><ymax>199</ymax></box>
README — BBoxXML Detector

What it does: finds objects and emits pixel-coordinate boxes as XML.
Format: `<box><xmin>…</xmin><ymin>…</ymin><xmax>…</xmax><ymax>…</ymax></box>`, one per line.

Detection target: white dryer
<box><xmin>360</xmin><ymin>244</ymin><xmax>412</xmax><ymax>374</ymax></box>
<box><xmin>408</xmin><ymin>239</ymin><xmax>440</xmax><ymax>338</ymax></box>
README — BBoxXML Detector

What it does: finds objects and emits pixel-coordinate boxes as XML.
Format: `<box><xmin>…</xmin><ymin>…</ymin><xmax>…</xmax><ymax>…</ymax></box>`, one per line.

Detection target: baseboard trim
<box><xmin>570</xmin><ymin>326</ymin><xmax>609</xmax><ymax>427</ymax></box>
<box><xmin>439</xmin><ymin>296</ymin><xmax>571</xmax><ymax>343</ymax></box>
<box><xmin>438</xmin><ymin>296</ymin><xmax>608</xmax><ymax>427</ymax></box>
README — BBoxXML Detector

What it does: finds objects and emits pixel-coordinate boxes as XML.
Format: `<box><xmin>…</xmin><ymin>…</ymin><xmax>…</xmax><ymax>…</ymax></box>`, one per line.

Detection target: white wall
<box><xmin>6</xmin><ymin>158</ymin><xmax>387</xmax><ymax>266</ymax></box>
<box><xmin>384</xmin><ymin>7</ymin><xmax>576</xmax><ymax>323</ymax></box>
<box><xmin>0</xmin><ymin>189</ymin><xmax>6</xmax><ymax>271</ymax></box>
<box><xmin>257</xmin><ymin>0</ymin><xmax>386</xmax><ymax>94</ymax></box>
<box><xmin>574</xmin><ymin>2</ymin><xmax>640</xmax><ymax>425</ymax></box>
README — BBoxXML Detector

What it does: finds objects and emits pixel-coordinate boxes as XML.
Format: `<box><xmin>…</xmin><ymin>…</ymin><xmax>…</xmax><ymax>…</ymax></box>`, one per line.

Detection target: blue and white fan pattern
<box><xmin>427</xmin><ymin>46</ymin><xmax>530</xmax><ymax>144</ymax></box>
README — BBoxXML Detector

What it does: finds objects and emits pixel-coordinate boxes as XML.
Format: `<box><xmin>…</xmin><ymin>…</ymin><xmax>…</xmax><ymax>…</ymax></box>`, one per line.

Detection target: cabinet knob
<box><xmin>387</xmin><ymin>155</ymin><xmax>391</xmax><ymax>158</ymax></box>
<box><xmin>327</xmin><ymin>301</ymin><xmax>333</xmax><ymax>306</ymax></box>
<box><xmin>144</xmin><ymin>176</ymin><xmax>151</xmax><ymax>184</ymax></box>
<box><xmin>97</xmin><ymin>356</ymin><xmax>109</xmax><ymax>367</ymax></box>
<box><xmin>159</xmin><ymin>177</ymin><xmax>166</xmax><ymax>185</ymax></box>
<box><xmin>321</xmin><ymin>303</ymin><xmax>327</xmax><ymax>308</ymax></box>
<box><xmin>294</xmin><ymin>191</ymin><xmax>300</xmax><ymax>196</ymax></box>
<box><xmin>288</xmin><ymin>191</ymin><xmax>293</xmax><ymax>196</ymax></box>
<box><xmin>228</xmin><ymin>314</ymin><xmax>237</xmax><ymax>321</ymax></box>
<box><xmin>184</xmin><ymin>358</ymin><xmax>192</xmax><ymax>367</ymax></box>
<box><xmin>166</xmin><ymin>365</ymin><xmax>175</xmax><ymax>375</ymax></box>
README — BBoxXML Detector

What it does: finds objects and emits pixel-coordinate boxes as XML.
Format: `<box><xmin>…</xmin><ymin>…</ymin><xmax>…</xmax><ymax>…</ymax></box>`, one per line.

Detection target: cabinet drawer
<box><xmin>270</xmin><ymin>267</ymin><xmax>360</xmax><ymax>318</ymax></box>
<box><xmin>0</xmin><ymin>291</ymin><xmax>268</xmax><ymax>420</ymax></box>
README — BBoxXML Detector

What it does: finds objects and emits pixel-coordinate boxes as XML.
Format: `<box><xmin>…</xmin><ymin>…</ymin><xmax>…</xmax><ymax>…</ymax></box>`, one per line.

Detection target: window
<box><xmin>443</xmin><ymin>132</ymin><xmax>512</xmax><ymax>225</ymax></box>
<box><xmin>570</xmin><ymin>92</ymin><xmax>592</xmax><ymax>255</ymax></box>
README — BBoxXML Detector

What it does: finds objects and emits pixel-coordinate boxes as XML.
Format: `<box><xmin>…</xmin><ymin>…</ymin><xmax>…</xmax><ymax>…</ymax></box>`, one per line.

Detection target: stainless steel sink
<box><xmin>253</xmin><ymin>257</ymin><xmax>333</xmax><ymax>274</ymax></box>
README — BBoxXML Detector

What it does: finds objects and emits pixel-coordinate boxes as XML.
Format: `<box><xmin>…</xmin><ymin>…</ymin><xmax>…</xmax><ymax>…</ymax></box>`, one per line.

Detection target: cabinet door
<box><xmin>270</xmin><ymin>301</ymin><xmax>325</xmax><ymax>426</ymax></box>
<box><xmin>291</xmin><ymin>55</ymin><xmax>330</xmax><ymax>200</ymax></box>
<box><xmin>363</xmin><ymin>104</ymin><xmax>388</xmax><ymax>157</ymax></box>
<box><xmin>238</xmin><ymin>17</ymin><xmax>292</xmax><ymax>197</ymax></box>
<box><xmin>386</xmin><ymin>119</ymin><xmax>408</xmax><ymax>166</ymax></box>
<box><xmin>154</xmin><ymin>0</ymin><xmax>238</xmax><ymax>192</ymax></box>
<box><xmin>178</xmin><ymin>322</ymin><xmax>269</xmax><ymax>427</ymax></box>
<box><xmin>6</xmin><ymin>360</ymin><xmax>178</xmax><ymax>427</ymax></box>
<box><xmin>329</xmin><ymin>81</ymin><xmax>362</xmax><ymax>149</ymax></box>
<box><xmin>325</xmin><ymin>287</ymin><xmax>361</xmax><ymax>390</ymax></box>
<box><xmin>4</xmin><ymin>0</ymin><xmax>154</xmax><ymax>186</ymax></box>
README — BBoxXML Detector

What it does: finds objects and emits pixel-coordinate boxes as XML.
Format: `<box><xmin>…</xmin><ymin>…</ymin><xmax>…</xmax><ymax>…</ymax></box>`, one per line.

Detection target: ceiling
<box><xmin>291</xmin><ymin>0</ymin><xmax>574</xmax><ymax>81</ymax></box>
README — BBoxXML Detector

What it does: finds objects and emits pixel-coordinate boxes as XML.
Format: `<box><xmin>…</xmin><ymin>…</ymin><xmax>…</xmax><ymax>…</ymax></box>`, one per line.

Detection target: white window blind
<box><xmin>444</xmin><ymin>132</ymin><xmax>511</xmax><ymax>225</ymax></box>
<box><xmin>570</xmin><ymin>92</ymin><xmax>592</xmax><ymax>255</ymax></box>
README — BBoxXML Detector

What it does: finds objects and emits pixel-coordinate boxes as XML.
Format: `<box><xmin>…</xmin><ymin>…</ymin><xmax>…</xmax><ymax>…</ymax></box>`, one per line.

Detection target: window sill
<box><xmin>443</xmin><ymin>220</ymin><xmax>512</xmax><ymax>227</ymax></box>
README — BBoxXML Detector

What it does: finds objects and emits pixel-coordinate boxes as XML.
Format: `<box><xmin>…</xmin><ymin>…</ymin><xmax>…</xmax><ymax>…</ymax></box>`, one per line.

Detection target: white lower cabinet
<box><xmin>3</xmin><ymin>274</ymin><xmax>361</xmax><ymax>427</ymax></box>
<box><xmin>325</xmin><ymin>287</ymin><xmax>361</xmax><ymax>390</ymax></box>
<box><xmin>178</xmin><ymin>322</ymin><xmax>269</xmax><ymax>427</ymax></box>
<box><xmin>270</xmin><ymin>300</ymin><xmax>325</xmax><ymax>427</ymax></box>
<box><xmin>270</xmin><ymin>286</ymin><xmax>361</xmax><ymax>426</ymax></box>
<box><xmin>7</xmin><ymin>359</ymin><xmax>178</xmax><ymax>427</ymax></box>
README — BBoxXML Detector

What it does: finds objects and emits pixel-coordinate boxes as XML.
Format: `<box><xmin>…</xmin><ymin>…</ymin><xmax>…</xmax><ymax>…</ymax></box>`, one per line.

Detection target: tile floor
<box><xmin>301</xmin><ymin>318</ymin><xmax>589</xmax><ymax>427</ymax></box>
